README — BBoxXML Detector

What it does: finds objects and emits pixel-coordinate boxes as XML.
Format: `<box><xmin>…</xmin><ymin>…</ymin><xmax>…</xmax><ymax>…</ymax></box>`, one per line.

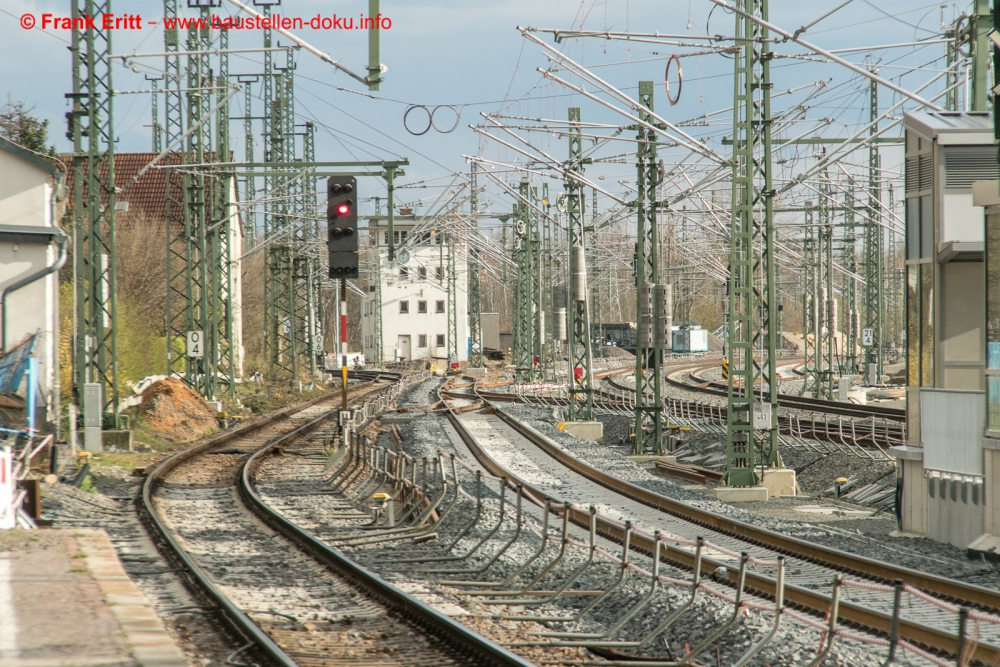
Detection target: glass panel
<box><xmin>921</xmin><ymin>195</ymin><xmax>934</xmax><ymax>259</ymax></box>
<box><xmin>906</xmin><ymin>198</ymin><xmax>920</xmax><ymax>260</ymax></box>
<box><xmin>989</xmin><ymin>376</ymin><xmax>1000</xmax><ymax>431</ymax></box>
<box><xmin>987</xmin><ymin>213</ymin><xmax>1000</xmax><ymax>367</ymax></box>
<box><xmin>920</xmin><ymin>263</ymin><xmax>934</xmax><ymax>387</ymax></box>
<box><xmin>907</xmin><ymin>265</ymin><xmax>919</xmax><ymax>386</ymax></box>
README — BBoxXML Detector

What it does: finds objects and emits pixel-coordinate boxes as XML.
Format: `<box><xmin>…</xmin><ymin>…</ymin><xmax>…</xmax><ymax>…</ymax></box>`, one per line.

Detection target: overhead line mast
<box><xmin>723</xmin><ymin>0</ymin><xmax>782</xmax><ymax>487</ymax></box>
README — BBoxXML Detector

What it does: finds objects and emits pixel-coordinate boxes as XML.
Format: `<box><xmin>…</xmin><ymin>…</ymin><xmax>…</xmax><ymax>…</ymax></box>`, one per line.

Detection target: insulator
<box><xmin>827</xmin><ymin>299</ymin><xmax>838</xmax><ymax>332</ymax></box>
<box><xmin>571</xmin><ymin>246</ymin><xmax>587</xmax><ymax>302</ymax></box>
<box><xmin>553</xmin><ymin>286</ymin><xmax>568</xmax><ymax>342</ymax></box>
<box><xmin>655</xmin><ymin>284</ymin><xmax>673</xmax><ymax>349</ymax></box>
<box><xmin>553</xmin><ymin>285</ymin><xmax>568</xmax><ymax>311</ymax></box>
<box><xmin>638</xmin><ymin>283</ymin><xmax>654</xmax><ymax>349</ymax></box>
<box><xmin>817</xmin><ymin>288</ymin><xmax>826</xmax><ymax>328</ymax></box>
<box><xmin>850</xmin><ymin>309</ymin><xmax>859</xmax><ymax>338</ymax></box>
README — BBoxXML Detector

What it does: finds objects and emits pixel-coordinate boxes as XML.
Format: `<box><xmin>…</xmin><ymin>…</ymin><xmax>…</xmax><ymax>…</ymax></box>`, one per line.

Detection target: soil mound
<box><xmin>138</xmin><ymin>377</ymin><xmax>217</xmax><ymax>442</ymax></box>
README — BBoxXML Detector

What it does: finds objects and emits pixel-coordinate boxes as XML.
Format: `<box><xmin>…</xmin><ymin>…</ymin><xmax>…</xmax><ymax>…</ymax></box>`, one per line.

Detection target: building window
<box><xmin>436</xmin><ymin>334</ymin><xmax>445</xmax><ymax>347</ymax></box>
<box><xmin>436</xmin><ymin>300</ymin><xmax>445</xmax><ymax>313</ymax></box>
<box><xmin>418</xmin><ymin>300</ymin><xmax>427</xmax><ymax>313</ymax></box>
<box><xmin>418</xmin><ymin>334</ymin><xmax>427</xmax><ymax>347</ymax></box>
<box><xmin>399</xmin><ymin>301</ymin><xmax>409</xmax><ymax>314</ymax></box>
<box><xmin>392</xmin><ymin>230</ymin><xmax>408</xmax><ymax>246</ymax></box>
<box><xmin>436</xmin><ymin>266</ymin><xmax>444</xmax><ymax>280</ymax></box>
<box><xmin>400</xmin><ymin>267</ymin><xmax>408</xmax><ymax>279</ymax></box>
<box><xmin>418</xmin><ymin>267</ymin><xmax>427</xmax><ymax>280</ymax></box>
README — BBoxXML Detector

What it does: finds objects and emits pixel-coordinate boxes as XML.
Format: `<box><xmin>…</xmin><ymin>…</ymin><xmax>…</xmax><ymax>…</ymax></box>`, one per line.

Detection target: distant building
<box><xmin>62</xmin><ymin>153</ymin><xmax>245</xmax><ymax>380</ymax></box>
<box><xmin>0</xmin><ymin>137</ymin><xmax>67</xmax><ymax>427</ymax></box>
<box><xmin>361</xmin><ymin>224</ymin><xmax>468</xmax><ymax>362</ymax></box>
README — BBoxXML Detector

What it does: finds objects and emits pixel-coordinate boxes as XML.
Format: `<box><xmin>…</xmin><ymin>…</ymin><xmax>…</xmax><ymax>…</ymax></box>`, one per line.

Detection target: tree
<box><xmin>0</xmin><ymin>95</ymin><xmax>54</xmax><ymax>155</ymax></box>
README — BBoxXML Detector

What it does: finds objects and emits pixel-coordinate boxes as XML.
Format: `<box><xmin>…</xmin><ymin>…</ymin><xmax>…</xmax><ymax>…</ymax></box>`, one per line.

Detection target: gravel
<box><xmin>251</xmin><ymin>375</ymin><xmax>943</xmax><ymax>665</ymax></box>
<box><xmin>501</xmin><ymin>401</ymin><xmax>1000</xmax><ymax>587</ymax></box>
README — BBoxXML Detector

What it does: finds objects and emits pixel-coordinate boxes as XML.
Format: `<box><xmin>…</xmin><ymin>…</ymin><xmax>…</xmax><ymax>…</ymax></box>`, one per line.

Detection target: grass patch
<box><xmin>78</xmin><ymin>475</ymin><xmax>96</xmax><ymax>493</ymax></box>
<box><xmin>72</xmin><ymin>552</ymin><xmax>88</xmax><ymax>559</ymax></box>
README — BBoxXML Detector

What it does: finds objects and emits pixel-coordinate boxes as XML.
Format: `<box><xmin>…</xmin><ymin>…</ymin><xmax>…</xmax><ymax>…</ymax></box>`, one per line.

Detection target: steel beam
<box><xmin>722</xmin><ymin>0</ymin><xmax>781</xmax><ymax>487</ymax></box>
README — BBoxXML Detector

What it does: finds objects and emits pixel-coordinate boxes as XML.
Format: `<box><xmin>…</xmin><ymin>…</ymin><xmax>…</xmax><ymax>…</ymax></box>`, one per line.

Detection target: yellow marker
<box><xmin>557</xmin><ymin>422</ymin><xmax>567</xmax><ymax>431</ymax></box>
<box><xmin>373</xmin><ymin>493</ymin><xmax>391</xmax><ymax>500</ymax></box>
<box><xmin>836</xmin><ymin>477</ymin><xmax>848</xmax><ymax>484</ymax></box>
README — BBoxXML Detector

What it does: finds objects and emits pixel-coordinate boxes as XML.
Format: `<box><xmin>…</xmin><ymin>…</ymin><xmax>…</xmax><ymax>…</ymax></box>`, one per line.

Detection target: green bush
<box><xmin>243</xmin><ymin>394</ymin><xmax>269</xmax><ymax>414</ymax></box>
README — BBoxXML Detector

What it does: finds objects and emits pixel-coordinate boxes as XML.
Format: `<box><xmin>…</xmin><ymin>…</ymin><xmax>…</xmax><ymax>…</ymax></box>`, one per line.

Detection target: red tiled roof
<box><xmin>60</xmin><ymin>153</ymin><xmax>187</xmax><ymax>222</ymax></box>
<box><xmin>61</xmin><ymin>153</ymin><xmax>246</xmax><ymax>240</ymax></box>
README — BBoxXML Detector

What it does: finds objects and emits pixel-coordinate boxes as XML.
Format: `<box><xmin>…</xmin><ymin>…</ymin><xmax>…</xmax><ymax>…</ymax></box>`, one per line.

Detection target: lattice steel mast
<box><xmin>447</xmin><ymin>230</ymin><xmax>458</xmax><ymax>369</ymax></box>
<box><xmin>633</xmin><ymin>81</ymin><xmax>664</xmax><ymax>455</ymax></box>
<box><xmin>513</xmin><ymin>177</ymin><xmax>533</xmax><ymax>383</ymax></box>
<box><xmin>468</xmin><ymin>163</ymin><xmax>483</xmax><ymax>368</ymax></box>
<box><xmin>723</xmin><ymin>0</ymin><xmax>781</xmax><ymax>486</ymax></box>
<box><xmin>69</xmin><ymin>0</ymin><xmax>119</xmax><ymax>419</ymax></box>
<box><xmin>566</xmin><ymin>108</ymin><xmax>594</xmax><ymax>421</ymax></box>
<box><xmin>864</xmin><ymin>73</ymin><xmax>883</xmax><ymax>383</ymax></box>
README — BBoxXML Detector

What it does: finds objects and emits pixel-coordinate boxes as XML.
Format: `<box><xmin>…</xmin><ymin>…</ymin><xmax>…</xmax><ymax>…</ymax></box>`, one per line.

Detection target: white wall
<box><xmin>0</xmin><ymin>148</ymin><xmax>58</xmax><ymax>422</ymax></box>
<box><xmin>361</xmin><ymin>240</ymin><xmax>469</xmax><ymax>362</ymax></box>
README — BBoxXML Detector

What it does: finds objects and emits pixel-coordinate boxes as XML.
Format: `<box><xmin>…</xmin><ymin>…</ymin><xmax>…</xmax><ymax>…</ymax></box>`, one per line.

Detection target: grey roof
<box><xmin>0</xmin><ymin>136</ymin><xmax>59</xmax><ymax>176</ymax></box>
<box><xmin>904</xmin><ymin>111</ymin><xmax>996</xmax><ymax>143</ymax></box>
<box><xmin>0</xmin><ymin>224</ymin><xmax>64</xmax><ymax>244</ymax></box>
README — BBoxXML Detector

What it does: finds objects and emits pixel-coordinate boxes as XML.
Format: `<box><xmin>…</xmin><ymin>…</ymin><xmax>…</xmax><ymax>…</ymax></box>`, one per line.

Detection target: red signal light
<box><xmin>337</xmin><ymin>203</ymin><xmax>350</xmax><ymax>215</ymax></box>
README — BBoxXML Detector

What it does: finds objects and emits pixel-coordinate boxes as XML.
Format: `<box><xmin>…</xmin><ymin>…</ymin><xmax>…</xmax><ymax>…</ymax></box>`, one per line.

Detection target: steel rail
<box><xmin>653</xmin><ymin>365</ymin><xmax>906</xmax><ymax>421</ymax></box>
<box><xmin>241</xmin><ymin>414</ymin><xmax>538</xmax><ymax>667</ymax></box>
<box><xmin>444</xmin><ymin>401</ymin><xmax>1000</xmax><ymax>662</ymax></box>
<box><xmin>137</xmin><ymin>388</ymin><xmax>359</xmax><ymax>667</ymax></box>
<box><xmin>140</xmin><ymin>371</ymin><xmax>535</xmax><ymax>667</ymax></box>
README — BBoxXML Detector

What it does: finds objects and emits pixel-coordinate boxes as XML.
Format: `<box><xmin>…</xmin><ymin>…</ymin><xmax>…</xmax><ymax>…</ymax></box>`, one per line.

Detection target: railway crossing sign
<box><xmin>862</xmin><ymin>328</ymin><xmax>874</xmax><ymax>347</ymax></box>
<box><xmin>186</xmin><ymin>331</ymin><xmax>204</xmax><ymax>358</ymax></box>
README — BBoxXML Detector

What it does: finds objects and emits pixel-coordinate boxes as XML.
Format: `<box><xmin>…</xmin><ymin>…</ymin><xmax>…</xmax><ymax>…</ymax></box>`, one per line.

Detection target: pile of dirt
<box><xmin>601</xmin><ymin>345</ymin><xmax>635</xmax><ymax>358</ymax></box>
<box><xmin>138</xmin><ymin>377</ymin><xmax>218</xmax><ymax>442</ymax></box>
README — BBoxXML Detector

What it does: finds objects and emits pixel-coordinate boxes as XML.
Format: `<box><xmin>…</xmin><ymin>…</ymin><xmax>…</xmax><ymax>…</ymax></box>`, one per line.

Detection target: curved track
<box><xmin>658</xmin><ymin>362</ymin><xmax>905</xmax><ymax>421</ymax></box>
<box><xmin>137</xmin><ymin>373</ymin><xmax>535</xmax><ymax>667</ymax></box>
<box><xmin>444</xmin><ymin>382</ymin><xmax>999</xmax><ymax>663</ymax></box>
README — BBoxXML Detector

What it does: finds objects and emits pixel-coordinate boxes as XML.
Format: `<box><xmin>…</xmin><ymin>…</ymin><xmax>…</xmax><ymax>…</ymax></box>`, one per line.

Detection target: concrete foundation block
<box><xmin>762</xmin><ymin>468</ymin><xmax>797</xmax><ymax>497</ymax></box>
<box><xmin>713</xmin><ymin>486</ymin><xmax>768</xmax><ymax>502</ymax></box>
<box><xmin>561</xmin><ymin>420</ymin><xmax>604</xmax><ymax>442</ymax></box>
<box><xmin>629</xmin><ymin>455</ymin><xmax>676</xmax><ymax>463</ymax></box>
<box><xmin>103</xmin><ymin>429</ymin><xmax>133</xmax><ymax>452</ymax></box>
<box><xmin>967</xmin><ymin>533</ymin><xmax>1000</xmax><ymax>561</ymax></box>
<box><xmin>466</xmin><ymin>367</ymin><xmax>487</xmax><ymax>376</ymax></box>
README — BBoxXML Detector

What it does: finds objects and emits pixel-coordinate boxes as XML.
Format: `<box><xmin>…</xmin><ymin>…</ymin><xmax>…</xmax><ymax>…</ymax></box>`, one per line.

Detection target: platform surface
<box><xmin>0</xmin><ymin>528</ymin><xmax>187</xmax><ymax>667</ymax></box>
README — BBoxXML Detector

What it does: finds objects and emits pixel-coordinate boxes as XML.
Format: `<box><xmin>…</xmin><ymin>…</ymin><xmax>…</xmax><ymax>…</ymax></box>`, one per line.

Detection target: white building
<box><xmin>0</xmin><ymin>137</ymin><xmax>66</xmax><ymax>427</ymax></box>
<box><xmin>361</xmin><ymin>224</ymin><xmax>469</xmax><ymax>362</ymax></box>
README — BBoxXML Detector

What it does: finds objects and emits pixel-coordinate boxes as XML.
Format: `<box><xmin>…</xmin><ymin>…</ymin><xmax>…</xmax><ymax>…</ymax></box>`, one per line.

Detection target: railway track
<box><xmin>437</xmin><ymin>379</ymin><xmax>1000</xmax><ymax>664</ymax></box>
<box><xmin>660</xmin><ymin>362</ymin><xmax>906</xmax><ymax>422</ymax></box>
<box><xmin>459</xmin><ymin>360</ymin><xmax>904</xmax><ymax>452</ymax></box>
<box><xmin>137</xmin><ymin>372</ymin><xmax>535</xmax><ymax>667</ymax></box>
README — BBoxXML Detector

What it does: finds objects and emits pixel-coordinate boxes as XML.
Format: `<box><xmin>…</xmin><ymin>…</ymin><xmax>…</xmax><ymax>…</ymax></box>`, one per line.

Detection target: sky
<box><xmin>0</xmin><ymin>0</ymin><xmax>967</xmax><ymax>218</ymax></box>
